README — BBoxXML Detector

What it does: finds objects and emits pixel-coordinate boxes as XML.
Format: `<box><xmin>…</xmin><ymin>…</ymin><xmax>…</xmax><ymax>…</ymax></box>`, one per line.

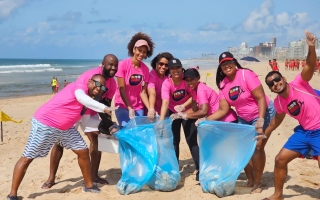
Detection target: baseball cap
<box><xmin>219</xmin><ymin>52</ymin><xmax>234</xmax><ymax>64</ymax></box>
<box><xmin>134</xmin><ymin>39</ymin><xmax>150</xmax><ymax>51</ymax></box>
<box><xmin>183</xmin><ymin>68</ymin><xmax>200</xmax><ymax>80</ymax></box>
<box><xmin>168</xmin><ymin>58</ymin><xmax>183</xmax><ymax>68</ymax></box>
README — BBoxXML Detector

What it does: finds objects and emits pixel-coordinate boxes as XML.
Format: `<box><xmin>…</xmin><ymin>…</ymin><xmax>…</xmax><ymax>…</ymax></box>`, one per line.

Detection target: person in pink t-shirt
<box><xmin>159</xmin><ymin>58</ymin><xmax>200</xmax><ymax>181</ymax></box>
<box><xmin>263</xmin><ymin>31</ymin><xmax>319</xmax><ymax>200</ymax></box>
<box><xmin>41</xmin><ymin>54</ymin><xmax>119</xmax><ymax>188</ymax></box>
<box><xmin>7</xmin><ymin>75</ymin><xmax>119</xmax><ymax>199</ymax></box>
<box><xmin>147</xmin><ymin>52</ymin><xmax>173</xmax><ymax>120</ymax></box>
<box><xmin>216</xmin><ymin>51</ymin><xmax>276</xmax><ymax>194</ymax></box>
<box><xmin>174</xmin><ymin>68</ymin><xmax>237</xmax><ymax>123</ymax></box>
<box><xmin>114</xmin><ymin>32</ymin><xmax>154</xmax><ymax>126</ymax></box>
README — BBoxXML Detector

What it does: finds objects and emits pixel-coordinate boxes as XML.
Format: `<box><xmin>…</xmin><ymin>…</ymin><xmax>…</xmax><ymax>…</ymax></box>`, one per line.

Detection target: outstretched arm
<box><xmin>301</xmin><ymin>30</ymin><xmax>317</xmax><ymax>81</ymax></box>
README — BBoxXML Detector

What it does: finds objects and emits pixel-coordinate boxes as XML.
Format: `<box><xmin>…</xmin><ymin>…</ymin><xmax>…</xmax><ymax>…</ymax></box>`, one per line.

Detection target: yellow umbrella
<box><xmin>0</xmin><ymin>110</ymin><xmax>22</xmax><ymax>142</ymax></box>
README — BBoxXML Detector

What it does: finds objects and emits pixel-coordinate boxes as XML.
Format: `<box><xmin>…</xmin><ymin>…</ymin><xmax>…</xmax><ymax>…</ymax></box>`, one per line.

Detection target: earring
<box><xmin>220</xmin><ymin>71</ymin><xmax>224</xmax><ymax>76</ymax></box>
<box><xmin>236</xmin><ymin>66</ymin><xmax>238</xmax><ymax>70</ymax></box>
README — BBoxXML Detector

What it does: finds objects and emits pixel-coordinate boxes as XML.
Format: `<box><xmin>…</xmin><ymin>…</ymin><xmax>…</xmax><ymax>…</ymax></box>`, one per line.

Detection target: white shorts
<box><xmin>78</xmin><ymin>114</ymin><xmax>101</xmax><ymax>133</ymax></box>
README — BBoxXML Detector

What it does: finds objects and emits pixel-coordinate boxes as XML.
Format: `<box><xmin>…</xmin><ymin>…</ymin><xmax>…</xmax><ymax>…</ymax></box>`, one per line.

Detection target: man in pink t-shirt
<box><xmin>7</xmin><ymin>75</ymin><xmax>118</xmax><ymax>199</ymax></box>
<box><xmin>42</xmin><ymin>54</ymin><xmax>118</xmax><ymax>188</ymax></box>
<box><xmin>263</xmin><ymin>31</ymin><xmax>319</xmax><ymax>200</ymax></box>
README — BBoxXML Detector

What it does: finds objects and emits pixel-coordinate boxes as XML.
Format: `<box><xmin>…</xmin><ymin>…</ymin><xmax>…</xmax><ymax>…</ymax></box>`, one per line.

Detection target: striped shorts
<box><xmin>22</xmin><ymin>118</ymin><xmax>88</xmax><ymax>159</ymax></box>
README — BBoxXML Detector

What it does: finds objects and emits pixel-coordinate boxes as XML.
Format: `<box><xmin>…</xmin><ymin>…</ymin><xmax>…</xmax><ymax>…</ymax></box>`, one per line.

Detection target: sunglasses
<box><xmin>221</xmin><ymin>61</ymin><xmax>235</xmax><ymax>68</ymax></box>
<box><xmin>91</xmin><ymin>79</ymin><xmax>107</xmax><ymax>92</ymax></box>
<box><xmin>266</xmin><ymin>76</ymin><xmax>282</xmax><ymax>87</ymax></box>
<box><xmin>158</xmin><ymin>62</ymin><xmax>168</xmax><ymax>67</ymax></box>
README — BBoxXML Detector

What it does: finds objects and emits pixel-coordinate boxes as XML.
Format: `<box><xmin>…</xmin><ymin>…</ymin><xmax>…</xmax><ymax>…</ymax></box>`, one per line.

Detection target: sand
<box><xmin>0</xmin><ymin>60</ymin><xmax>319</xmax><ymax>200</ymax></box>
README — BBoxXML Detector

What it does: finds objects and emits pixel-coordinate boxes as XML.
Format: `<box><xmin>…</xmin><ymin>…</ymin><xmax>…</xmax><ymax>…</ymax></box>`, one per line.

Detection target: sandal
<box><xmin>41</xmin><ymin>182</ymin><xmax>56</xmax><ymax>189</ymax></box>
<box><xmin>93</xmin><ymin>178</ymin><xmax>109</xmax><ymax>185</ymax></box>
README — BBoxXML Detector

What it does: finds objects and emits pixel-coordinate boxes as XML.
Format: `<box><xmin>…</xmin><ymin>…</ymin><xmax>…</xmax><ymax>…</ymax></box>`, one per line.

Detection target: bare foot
<box><xmin>250</xmin><ymin>183</ymin><xmax>262</xmax><ymax>194</ymax></box>
<box><xmin>261</xmin><ymin>194</ymin><xmax>284</xmax><ymax>200</ymax></box>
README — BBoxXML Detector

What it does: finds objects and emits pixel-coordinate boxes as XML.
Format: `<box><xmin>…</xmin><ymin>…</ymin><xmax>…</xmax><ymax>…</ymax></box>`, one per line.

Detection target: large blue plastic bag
<box><xmin>114</xmin><ymin>117</ymin><xmax>158</xmax><ymax>195</ymax></box>
<box><xmin>197</xmin><ymin>120</ymin><xmax>256</xmax><ymax>197</ymax></box>
<box><xmin>147</xmin><ymin>119</ymin><xmax>181</xmax><ymax>191</ymax></box>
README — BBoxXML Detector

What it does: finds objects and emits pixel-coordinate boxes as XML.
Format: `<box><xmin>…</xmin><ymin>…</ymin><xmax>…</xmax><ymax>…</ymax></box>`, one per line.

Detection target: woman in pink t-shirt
<box><xmin>147</xmin><ymin>52</ymin><xmax>173</xmax><ymax>120</ymax></box>
<box><xmin>159</xmin><ymin>58</ymin><xmax>200</xmax><ymax>181</ymax></box>
<box><xmin>175</xmin><ymin>68</ymin><xmax>238</xmax><ymax>123</ymax></box>
<box><xmin>114</xmin><ymin>32</ymin><xmax>154</xmax><ymax>126</ymax></box>
<box><xmin>216</xmin><ymin>52</ymin><xmax>276</xmax><ymax>194</ymax></box>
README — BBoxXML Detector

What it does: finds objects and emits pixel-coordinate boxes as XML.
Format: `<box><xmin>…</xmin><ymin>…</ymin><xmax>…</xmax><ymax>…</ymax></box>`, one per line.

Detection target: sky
<box><xmin>0</xmin><ymin>0</ymin><xmax>319</xmax><ymax>59</ymax></box>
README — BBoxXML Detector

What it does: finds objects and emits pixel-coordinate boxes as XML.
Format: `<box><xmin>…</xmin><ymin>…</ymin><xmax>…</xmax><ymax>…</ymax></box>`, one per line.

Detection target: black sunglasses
<box><xmin>158</xmin><ymin>62</ymin><xmax>168</xmax><ymax>67</ymax></box>
<box><xmin>91</xmin><ymin>79</ymin><xmax>107</xmax><ymax>92</ymax></box>
<box><xmin>266</xmin><ymin>76</ymin><xmax>282</xmax><ymax>87</ymax></box>
<box><xmin>221</xmin><ymin>61</ymin><xmax>235</xmax><ymax>68</ymax></box>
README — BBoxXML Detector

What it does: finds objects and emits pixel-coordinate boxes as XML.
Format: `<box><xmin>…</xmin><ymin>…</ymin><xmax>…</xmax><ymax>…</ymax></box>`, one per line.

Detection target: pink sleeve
<box><xmin>219</xmin><ymin>89</ymin><xmax>226</xmax><ymax>100</ymax></box>
<box><xmin>273</xmin><ymin>97</ymin><xmax>284</xmax><ymax>114</ymax></box>
<box><xmin>144</xmin><ymin>67</ymin><xmax>150</xmax><ymax>83</ymax></box>
<box><xmin>197</xmin><ymin>85</ymin><xmax>209</xmax><ymax>106</ymax></box>
<box><xmin>161</xmin><ymin>80</ymin><xmax>171</xmax><ymax>100</ymax></box>
<box><xmin>148</xmin><ymin>74</ymin><xmax>156</xmax><ymax>89</ymax></box>
<box><xmin>115</xmin><ymin>60</ymin><xmax>126</xmax><ymax>78</ymax></box>
<box><xmin>292</xmin><ymin>73</ymin><xmax>308</xmax><ymax>86</ymax></box>
<box><xmin>244</xmin><ymin>70</ymin><xmax>261</xmax><ymax>91</ymax></box>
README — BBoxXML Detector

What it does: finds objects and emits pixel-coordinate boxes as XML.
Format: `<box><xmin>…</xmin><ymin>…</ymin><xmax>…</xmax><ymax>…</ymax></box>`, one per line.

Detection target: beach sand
<box><xmin>0</xmin><ymin>61</ymin><xmax>319</xmax><ymax>200</ymax></box>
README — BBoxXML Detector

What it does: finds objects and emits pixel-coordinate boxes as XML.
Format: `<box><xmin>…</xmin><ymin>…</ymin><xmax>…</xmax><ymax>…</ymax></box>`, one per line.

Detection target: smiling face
<box><xmin>88</xmin><ymin>75</ymin><xmax>106</xmax><ymax>97</ymax></box>
<box><xmin>169</xmin><ymin>66</ymin><xmax>182</xmax><ymax>79</ymax></box>
<box><xmin>220</xmin><ymin>60</ymin><xmax>237</xmax><ymax>78</ymax></box>
<box><xmin>266</xmin><ymin>74</ymin><xmax>287</xmax><ymax>94</ymax></box>
<box><xmin>185</xmin><ymin>77</ymin><xmax>199</xmax><ymax>90</ymax></box>
<box><xmin>102</xmin><ymin>55</ymin><xmax>118</xmax><ymax>78</ymax></box>
<box><xmin>133</xmin><ymin>46</ymin><xmax>148</xmax><ymax>61</ymax></box>
<box><xmin>156</xmin><ymin>57</ymin><xmax>169</xmax><ymax>75</ymax></box>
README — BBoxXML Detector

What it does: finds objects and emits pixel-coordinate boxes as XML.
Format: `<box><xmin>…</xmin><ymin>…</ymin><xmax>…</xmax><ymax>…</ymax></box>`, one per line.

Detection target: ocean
<box><xmin>0</xmin><ymin>58</ymin><xmax>218</xmax><ymax>99</ymax></box>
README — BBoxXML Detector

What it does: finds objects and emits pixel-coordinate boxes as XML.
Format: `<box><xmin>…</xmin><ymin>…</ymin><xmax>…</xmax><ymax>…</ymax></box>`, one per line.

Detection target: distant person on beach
<box><xmin>216</xmin><ymin>52</ymin><xmax>276</xmax><ymax>194</ymax></box>
<box><xmin>42</xmin><ymin>54</ymin><xmax>119</xmax><ymax>188</ymax></box>
<box><xmin>64</xmin><ymin>80</ymin><xmax>68</xmax><ymax>87</ymax></box>
<box><xmin>51</xmin><ymin>76</ymin><xmax>57</xmax><ymax>94</ymax></box>
<box><xmin>147</xmin><ymin>52</ymin><xmax>173</xmax><ymax>121</ymax></box>
<box><xmin>285</xmin><ymin>59</ymin><xmax>289</xmax><ymax>70</ymax></box>
<box><xmin>6</xmin><ymin>74</ymin><xmax>119</xmax><ymax>200</ymax></box>
<box><xmin>196</xmin><ymin>66</ymin><xmax>199</xmax><ymax>70</ymax></box>
<box><xmin>55</xmin><ymin>78</ymin><xmax>60</xmax><ymax>93</ymax></box>
<box><xmin>272</xmin><ymin>59</ymin><xmax>279</xmax><ymax>71</ymax></box>
<box><xmin>263</xmin><ymin>30</ymin><xmax>319</xmax><ymax>200</ymax></box>
<box><xmin>268</xmin><ymin>60</ymin><xmax>273</xmax><ymax>70</ymax></box>
<box><xmin>114</xmin><ymin>32</ymin><xmax>154</xmax><ymax>126</ymax></box>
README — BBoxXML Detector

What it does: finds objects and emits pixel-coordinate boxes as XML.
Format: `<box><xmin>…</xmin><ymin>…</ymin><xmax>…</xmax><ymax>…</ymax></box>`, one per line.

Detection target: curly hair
<box><xmin>127</xmin><ymin>32</ymin><xmax>155</xmax><ymax>58</ymax></box>
<box><xmin>150</xmin><ymin>52</ymin><xmax>174</xmax><ymax>76</ymax></box>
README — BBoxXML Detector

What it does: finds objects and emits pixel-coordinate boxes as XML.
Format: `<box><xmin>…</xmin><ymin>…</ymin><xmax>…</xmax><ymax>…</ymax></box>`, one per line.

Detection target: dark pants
<box><xmin>170</xmin><ymin>110</ymin><xmax>199</xmax><ymax>170</ymax></box>
<box><xmin>96</xmin><ymin>96</ymin><xmax>114</xmax><ymax>135</ymax></box>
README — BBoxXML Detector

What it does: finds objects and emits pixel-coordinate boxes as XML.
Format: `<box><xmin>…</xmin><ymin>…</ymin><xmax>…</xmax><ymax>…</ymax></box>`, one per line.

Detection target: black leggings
<box><xmin>169</xmin><ymin>110</ymin><xmax>199</xmax><ymax>170</ymax></box>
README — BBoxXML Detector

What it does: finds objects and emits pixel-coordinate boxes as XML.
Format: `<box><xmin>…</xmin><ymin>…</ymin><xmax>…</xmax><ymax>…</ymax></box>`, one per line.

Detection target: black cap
<box><xmin>183</xmin><ymin>68</ymin><xmax>200</xmax><ymax>80</ymax></box>
<box><xmin>168</xmin><ymin>58</ymin><xmax>183</xmax><ymax>68</ymax></box>
<box><xmin>219</xmin><ymin>52</ymin><xmax>234</xmax><ymax>64</ymax></box>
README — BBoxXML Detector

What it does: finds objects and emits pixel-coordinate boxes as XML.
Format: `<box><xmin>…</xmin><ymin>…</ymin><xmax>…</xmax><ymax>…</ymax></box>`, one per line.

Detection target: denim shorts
<box><xmin>115</xmin><ymin>107</ymin><xmax>144</xmax><ymax>126</ymax></box>
<box><xmin>284</xmin><ymin>126</ymin><xmax>320</xmax><ymax>157</ymax></box>
<box><xmin>238</xmin><ymin>101</ymin><xmax>276</xmax><ymax>130</ymax></box>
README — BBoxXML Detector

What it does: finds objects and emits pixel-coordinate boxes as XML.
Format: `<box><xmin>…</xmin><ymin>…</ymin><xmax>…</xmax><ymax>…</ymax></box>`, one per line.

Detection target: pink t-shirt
<box><xmin>147</xmin><ymin>69</ymin><xmax>167</xmax><ymax>114</ymax></box>
<box><xmin>274</xmin><ymin>73</ymin><xmax>320</xmax><ymax>130</ymax></box>
<box><xmin>191</xmin><ymin>82</ymin><xmax>237</xmax><ymax>122</ymax></box>
<box><xmin>219</xmin><ymin>69</ymin><xmax>270</xmax><ymax>122</ymax></box>
<box><xmin>76</xmin><ymin>66</ymin><xmax>116</xmax><ymax>116</ymax></box>
<box><xmin>114</xmin><ymin>58</ymin><xmax>150</xmax><ymax>110</ymax></box>
<box><xmin>161</xmin><ymin>78</ymin><xmax>191</xmax><ymax>113</ymax></box>
<box><xmin>34</xmin><ymin>82</ymin><xmax>88</xmax><ymax>130</ymax></box>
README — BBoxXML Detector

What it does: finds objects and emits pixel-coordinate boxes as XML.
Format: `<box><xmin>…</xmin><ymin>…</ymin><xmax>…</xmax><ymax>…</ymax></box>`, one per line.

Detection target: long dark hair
<box><xmin>150</xmin><ymin>52</ymin><xmax>174</xmax><ymax>76</ymax></box>
<box><xmin>216</xmin><ymin>58</ymin><xmax>250</xmax><ymax>89</ymax></box>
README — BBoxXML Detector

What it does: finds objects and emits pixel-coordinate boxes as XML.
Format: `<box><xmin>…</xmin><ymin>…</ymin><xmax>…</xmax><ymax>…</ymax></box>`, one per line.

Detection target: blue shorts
<box><xmin>238</xmin><ymin>101</ymin><xmax>276</xmax><ymax>130</ymax></box>
<box><xmin>283</xmin><ymin>126</ymin><xmax>320</xmax><ymax>157</ymax></box>
<box><xmin>115</xmin><ymin>107</ymin><xmax>144</xmax><ymax>126</ymax></box>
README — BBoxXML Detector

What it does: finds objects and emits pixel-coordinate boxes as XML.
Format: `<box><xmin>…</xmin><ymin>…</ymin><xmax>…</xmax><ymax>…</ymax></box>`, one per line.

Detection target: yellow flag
<box><xmin>206</xmin><ymin>73</ymin><xmax>212</xmax><ymax>77</ymax></box>
<box><xmin>0</xmin><ymin>110</ymin><xmax>22</xmax><ymax>123</ymax></box>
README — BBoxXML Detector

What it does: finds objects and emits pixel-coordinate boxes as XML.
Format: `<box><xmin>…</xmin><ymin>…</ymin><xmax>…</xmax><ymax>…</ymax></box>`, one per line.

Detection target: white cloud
<box><xmin>0</xmin><ymin>0</ymin><xmax>25</xmax><ymax>20</ymax></box>
<box><xmin>37</xmin><ymin>22</ymin><xmax>50</xmax><ymax>34</ymax></box>
<box><xmin>276</xmin><ymin>12</ymin><xmax>290</xmax><ymax>26</ymax></box>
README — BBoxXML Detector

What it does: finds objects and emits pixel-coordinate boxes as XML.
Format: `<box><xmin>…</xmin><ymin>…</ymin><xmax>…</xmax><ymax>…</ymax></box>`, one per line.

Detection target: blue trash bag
<box><xmin>114</xmin><ymin>117</ymin><xmax>158</xmax><ymax>195</ymax></box>
<box><xmin>147</xmin><ymin>119</ymin><xmax>181</xmax><ymax>191</ymax></box>
<box><xmin>314</xmin><ymin>89</ymin><xmax>320</xmax><ymax>96</ymax></box>
<box><xmin>197</xmin><ymin>120</ymin><xmax>257</xmax><ymax>197</ymax></box>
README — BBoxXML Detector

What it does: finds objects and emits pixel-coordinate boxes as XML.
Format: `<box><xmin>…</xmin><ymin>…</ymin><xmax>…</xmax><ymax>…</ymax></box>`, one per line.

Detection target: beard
<box><xmin>274</xmin><ymin>82</ymin><xmax>287</xmax><ymax>94</ymax></box>
<box><xmin>102</xmin><ymin>68</ymin><xmax>112</xmax><ymax>77</ymax></box>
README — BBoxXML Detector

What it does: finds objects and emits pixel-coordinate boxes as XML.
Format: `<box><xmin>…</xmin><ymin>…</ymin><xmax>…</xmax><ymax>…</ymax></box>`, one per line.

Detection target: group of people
<box><xmin>284</xmin><ymin>59</ymin><xmax>306</xmax><ymax>71</ymax></box>
<box><xmin>7</xmin><ymin>30</ymin><xmax>320</xmax><ymax>200</ymax></box>
<box><xmin>51</xmin><ymin>77</ymin><xmax>69</xmax><ymax>94</ymax></box>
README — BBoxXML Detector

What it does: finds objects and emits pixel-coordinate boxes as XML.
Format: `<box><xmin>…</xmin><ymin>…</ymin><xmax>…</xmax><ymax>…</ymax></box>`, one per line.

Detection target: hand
<box><xmin>254</xmin><ymin>133</ymin><xmax>267</xmax><ymax>140</ymax></box>
<box><xmin>195</xmin><ymin>117</ymin><xmax>206</xmax><ymax>126</ymax></box>
<box><xmin>128</xmin><ymin>108</ymin><xmax>135</xmax><ymax>119</ymax></box>
<box><xmin>104</xmin><ymin>106</ymin><xmax>119</xmax><ymax>112</ymax></box>
<box><xmin>170</xmin><ymin>113</ymin><xmax>181</xmax><ymax>121</ymax></box>
<box><xmin>305</xmin><ymin>30</ymin><xmax>316</xmax><ymax>46</ymax></box>
<box><xmin>254</xmin><ymin>118</ymin><xmax>264</xmax><ymax>132</ymax></box>
<box><xmin>147</xmin><ymin>108</ymin><xmax>156</xmax><ymax>121</ymax></box>
<box><xmin>177</xmin><ymin>112</ymin><xmax>188</xmax><ymax>120</ymax></box>
<box><xmin>174</xmin><ymin>105</ymin><xmax>185</xmax><ymax>113</ymax></box>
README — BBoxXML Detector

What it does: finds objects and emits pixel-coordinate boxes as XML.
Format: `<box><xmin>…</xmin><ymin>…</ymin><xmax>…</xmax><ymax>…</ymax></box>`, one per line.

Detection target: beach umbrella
<box><xmin>0</xmin><ymin>110</ymin><xmax>22</xmax><ymax>142</ymax></box>
<box><xmin>240</xmin><ymin>56</ymin><xmax>260</xmax><ymax>62</ymax></box>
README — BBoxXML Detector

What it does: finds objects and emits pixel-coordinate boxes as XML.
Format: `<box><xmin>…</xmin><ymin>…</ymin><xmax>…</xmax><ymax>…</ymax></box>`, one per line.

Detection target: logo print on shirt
<box><xmin>129</xmin><ymin>74</ymin><xmax>143</xmax><ymax>86</ymax></box>
<box><xmin>287</xmin><ymin>100</ymin><xmax>303</xmax><ymax>116</ymax></box>
<box><xmin>172</xmin><ymin>89</ymin><xmax>186</xmax><ymax>102</ymax></box>
<box><xmin>229</xmin><ymin>86</ymin><xmax>244</xmax><ymax>101</ymax></box>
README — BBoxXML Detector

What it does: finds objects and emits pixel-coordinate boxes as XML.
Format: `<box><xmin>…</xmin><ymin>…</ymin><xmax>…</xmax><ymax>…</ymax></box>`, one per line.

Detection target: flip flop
<box><xmin>93</xmin><ymin>178</ymin><xmax>109</xmax><ymax>185</ymax></box>
<box><xmin>41</xmin><ymin>182</ymin><xmax>56</xmax><ymax>189</ymax></box>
